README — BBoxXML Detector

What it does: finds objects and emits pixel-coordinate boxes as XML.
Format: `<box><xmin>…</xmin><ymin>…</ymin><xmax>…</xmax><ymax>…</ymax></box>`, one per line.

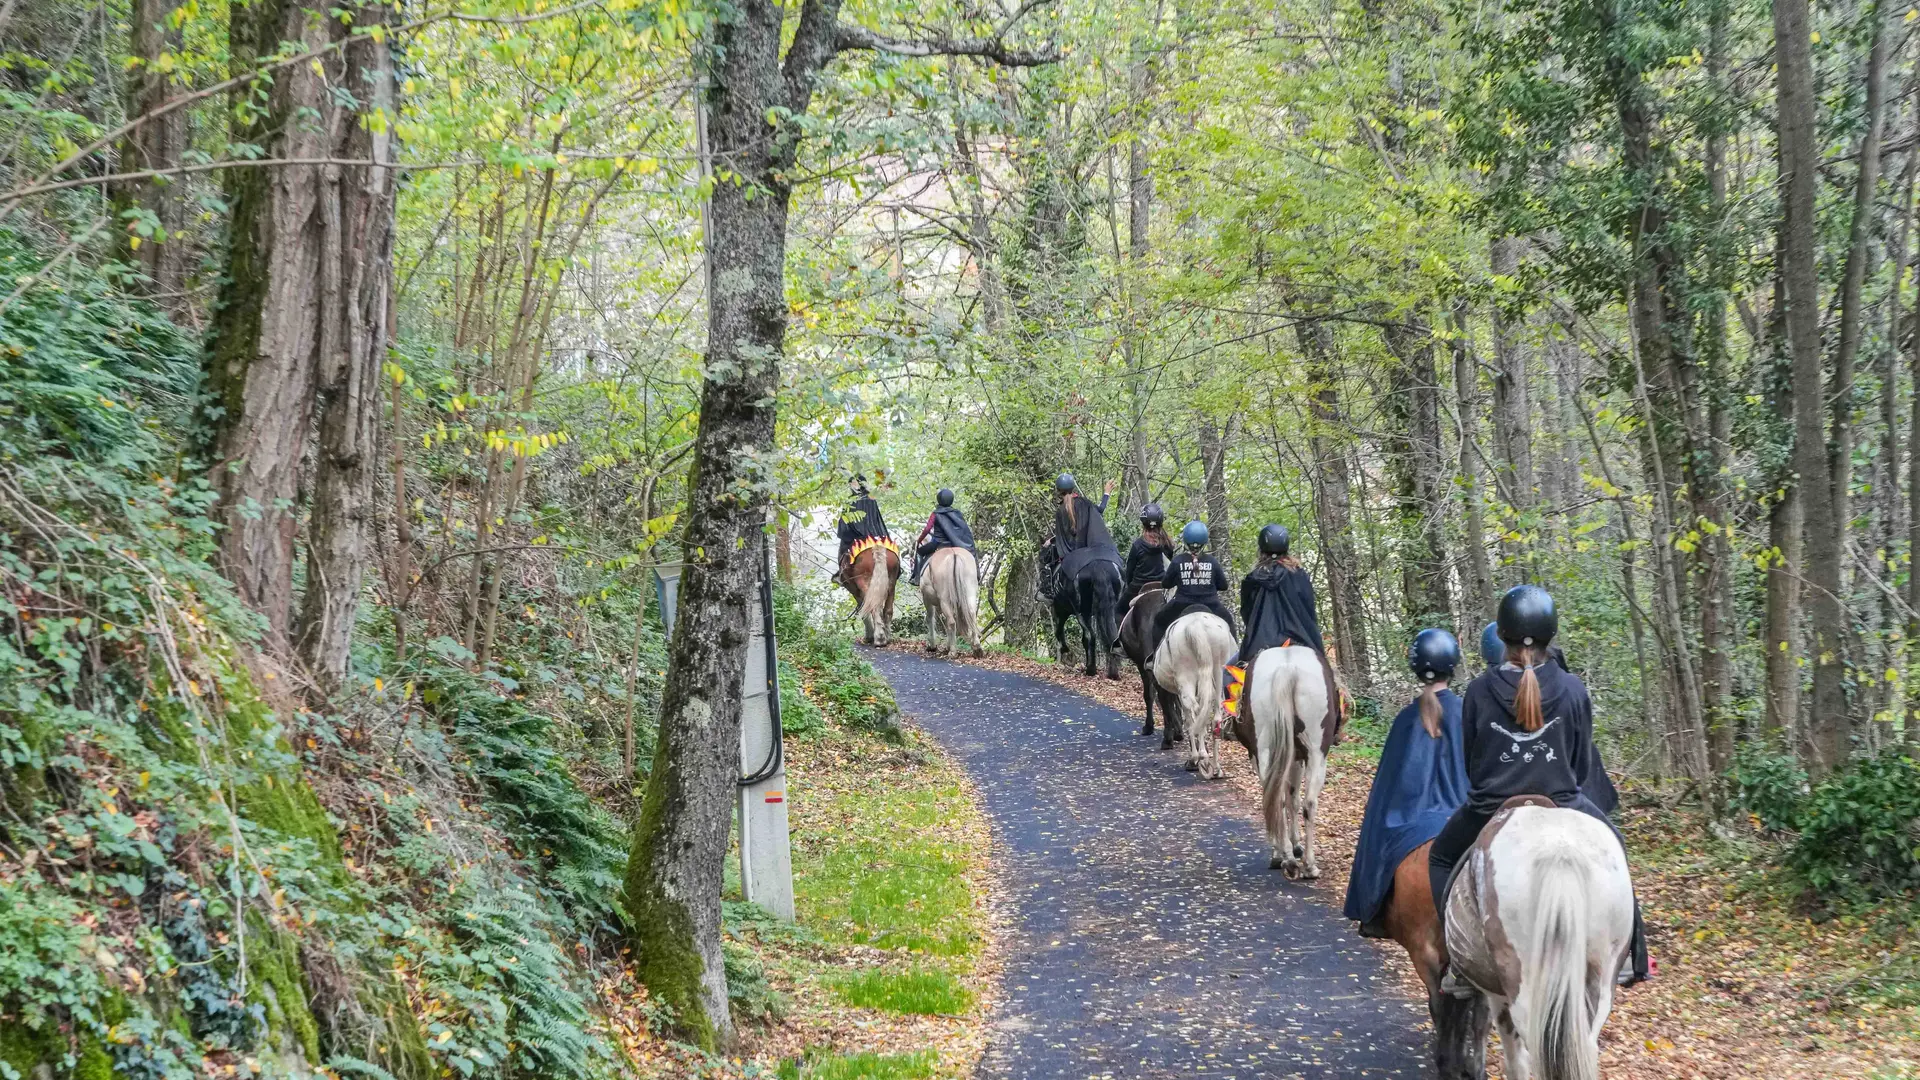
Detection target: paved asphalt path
<box><xmin>864</xmin><ymin>647</ymin><xmax>1428</xmax><ymax>1080</ymax></box>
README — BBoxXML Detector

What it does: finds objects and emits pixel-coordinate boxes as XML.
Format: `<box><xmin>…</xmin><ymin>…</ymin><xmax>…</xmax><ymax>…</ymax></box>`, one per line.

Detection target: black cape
<box><xmin>918</xmin><ymin>507</ymin><xmax>975</xmax><ymax>554</ymax></box>
<box><xmin>1056</xmin><ymin>494</ymin><xmax>1121</xmax><ymax>580</ymax></box>
<box><xmin>1343</xmin><ymin>690</ymin><xmax>1470</xmax><ymax>927</ymax></box>
<box><xmin>1235</xmin><ymin>561</ymin><xmax>1324</xmax><ymax>666</ymax></box>
<box><xmin>836</xmin><ymin>496</ymin><xmax>889</xmax><ymax>544</ymax></box>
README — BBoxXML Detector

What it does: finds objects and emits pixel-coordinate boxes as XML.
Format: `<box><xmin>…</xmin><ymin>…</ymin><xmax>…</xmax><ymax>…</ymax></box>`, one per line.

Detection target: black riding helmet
<box><xmin>936</xmin><ymin>488</ymin><xmax>955</xmax><ymax>507</ymax></box>
<box><xmin>1497</xmin><ymin>584</ymin><xmax>1558</xmax><ymax>648</ymax></box>
<box><xmin>1056</xmin><ymin>472</ymin><xmax>1077</xmax><ymax>494</ymax></box>
<box><xmin>1258</xmin><ymin>524</ymin><xmax>1290</xmax><ymax>557</ymax></box>
<box><xmin>1140</xmin><ymin>501</ymin><xmax>1166</xmax><ymax>526</ymax></box>
<box><xmin>1407</xmin><ymin>628</ymin><xmax>1461</xmax><ymax>684</ymax></box>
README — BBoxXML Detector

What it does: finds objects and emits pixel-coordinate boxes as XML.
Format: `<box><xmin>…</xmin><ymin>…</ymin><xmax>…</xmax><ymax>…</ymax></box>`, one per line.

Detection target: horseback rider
<box><xmin>1122</xmin><ymin>502</ymin><xmax>1174</xmax><ymax>607</ymax></box>
<box><xmin>834</xmin><ymin>474</ymin><xmax>890</xmax><ymax>578</ymax></box>
<box><xmin>1052</xmin><ymin>473</ymin><xmax>1115</xmax><ymax>564</ymax></box>
<box><xmin>911</xmin><ymin>488</ymin><xmax>976</xmax><ymax>586</ymax></box>
<box><xmin>1231</xmin><ymin>525</ymin><xmax>1325</xmax><ymax>672</ymax></box>
<box><xmin>1146</xmin><ymin>521</ymin><xmax>1236</xmax><ymax>656</ymax></box>
<box><xmin>1344</xmin><ymin>629</ymin><xmax>1469</xmax><ymax>939</ymax></box>
<box><xmin>1428</xmin><ymin>585</ymin><xmax>1650</xmax><ymax>986</ymax></box>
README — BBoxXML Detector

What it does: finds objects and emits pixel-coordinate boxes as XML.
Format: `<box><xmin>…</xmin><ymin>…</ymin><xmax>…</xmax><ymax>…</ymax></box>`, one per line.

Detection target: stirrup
<box><xmin>1439</xmin><ymin>966</ymin><xmax>1475</xmax><ymax>999</ymax></box>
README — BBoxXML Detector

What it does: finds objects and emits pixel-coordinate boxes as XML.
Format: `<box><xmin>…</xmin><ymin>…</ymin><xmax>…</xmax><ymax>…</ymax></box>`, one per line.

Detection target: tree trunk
<box><xmin>1197</xmin><ymin>414</ymin><xmax>1235</xmax><ymax>577</ymax></box>
<box><xmin>1123</xmin><ymin>45</ymin><xmax>1154</xmax><ymax>511</ymax></box>
<box><xmin>775</xmin><ymin>510</ymin><xmax>793</xmax><ymax>584</ymax></box>
<box><xmin>296</xmin><ymin>5</ymin><xmax>400</xmax><ymax>685</ymax></box>
<box><xmin>1450</xmin><ymin>302</ymin><xmax>1496</xmax><ymax>620</ymax></box>
<box><xmin>625</xmin><ymin>0</ymin><xmax>837</xmax><ymax>1047</ymax></box>
<box><xmin>1780</xmin><ymin>0</ymin><xmax>1867</xmax><ymax>773</ymax></box>
<box><xmin>1297</xmin><ymin>318</ymin><xmax>1370</xmax><ymax>691</ymax></box>
<box><xmin>1488</xmin><ymin>236</ymin><xmax>1534</xmax><ymax>547</ymax></box>
<box><xmin>114</xmin><ymin>0</ymin><xmax>191</xmax><ymax>315</ymax></box>
<box><xmin>204</xmin><ymin>0</ymin><xmax>345</xmax><ymax>653</ymax></box>
<box><xmin>1764</xmin><ymin>266</ymin><xmax>1803</xmax><ymax>744</ymax></box>
<box><xmin>1003</xmin><ymin>548</ymin><xmax>1038</xmax><ymax>652</ymax></box>
<box><xmin>1385</xmin><ymin>316</ymin><xmax>1453</xmax><ymax>628</ymax></box>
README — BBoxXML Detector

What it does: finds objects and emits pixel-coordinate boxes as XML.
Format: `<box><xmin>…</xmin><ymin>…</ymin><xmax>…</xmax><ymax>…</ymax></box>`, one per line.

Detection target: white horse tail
<box><xmin>1249</xmin><ymin>654</ymin><xmax>1298</xmax><ymax>849</ymax></box>
<box><xmin>1518</xmin><ymin>846</ymin><xmax>1598</xmax><ymax>1080</ymax></box>
<box><xmin>858</xmin><ymin>548</ymin><xmax>896</xmax><ymax>645</ymax></box>
<box><xmin>951</xmin><ymin>549</ymin><xmax>980</xmax><ymax>648</ymax></box>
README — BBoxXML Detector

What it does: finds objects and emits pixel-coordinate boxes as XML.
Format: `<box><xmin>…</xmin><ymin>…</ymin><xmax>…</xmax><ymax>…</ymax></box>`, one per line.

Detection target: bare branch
<box><xmin>833</xmin><ymin>0</ymin><xmax>1059</xmax><ymax>66</ymax></box>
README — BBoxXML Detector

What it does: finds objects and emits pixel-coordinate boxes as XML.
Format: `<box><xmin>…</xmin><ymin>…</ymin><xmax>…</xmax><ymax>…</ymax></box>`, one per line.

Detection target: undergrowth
<box><xmin>0</xmin><ymin>228</ymin><xmax>660</xmax><ymax>1080</ymax></box>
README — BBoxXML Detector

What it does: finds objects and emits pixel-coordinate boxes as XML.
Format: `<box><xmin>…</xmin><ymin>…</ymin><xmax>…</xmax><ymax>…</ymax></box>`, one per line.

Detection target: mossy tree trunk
<box><xmin>207</xmin><ymin>0</ymin><xmax>400</xmax><ymax>677</ymax></box>
<box><xmin>623</xmin><ymin>0</ymin><xmax>1055</xmax><ymax>1047</ymax></box>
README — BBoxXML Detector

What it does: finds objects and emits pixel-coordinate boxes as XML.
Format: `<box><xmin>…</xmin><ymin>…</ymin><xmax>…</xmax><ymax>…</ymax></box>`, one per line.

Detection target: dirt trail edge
<box><xmin>865</xmin><ymin>647</ymin><xmax>1427</xmax><ymax>1080</ymax></box>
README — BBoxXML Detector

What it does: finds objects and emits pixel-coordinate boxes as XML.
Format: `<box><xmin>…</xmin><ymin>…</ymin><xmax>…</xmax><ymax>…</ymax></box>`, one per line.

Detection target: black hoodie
<box><xmin>1459</xmin><ymin>661</ymin><xmax>1604</xmax><ymax>815</ymax></box>
<box><xmin>1236</xmin><ymin>559</ymin><xmax>1324</xmax><ymax>664</ymax></box>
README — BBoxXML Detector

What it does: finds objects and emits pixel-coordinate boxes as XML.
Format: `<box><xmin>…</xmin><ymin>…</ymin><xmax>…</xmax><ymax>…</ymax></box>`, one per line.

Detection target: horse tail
<box><xmin>1253</xmin><ymin>653</ymin><xmax>1299</xmax><ymax>846</ymax></box>
<box><xmin>1518</xmin><ymin>846</ymin><xmax>1599</xmax><ymax>1080</ymax></box>
<box><xmin>858</xmin><ymin>550</ymin><xmax>892</xmax><ymax>632</ymax></box>
<box><xmin>955</xmin><ymin>550</ymin><xmax>980</xmax><ymax>643</ymax></box>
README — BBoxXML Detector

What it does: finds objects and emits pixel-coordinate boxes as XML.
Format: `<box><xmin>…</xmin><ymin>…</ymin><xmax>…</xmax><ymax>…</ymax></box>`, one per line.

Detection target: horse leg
<box><xmin>1136</xmin><ymin>658</ymin><xmax>1155</xmax><ymax>735</ymax></box>
<box><xmin>1258</xmin><ymin>723</ymin><xmax>1287</xmax><ymax>868</ymax></box>
<box><xmin>1281</xmin><ymin>755</ymin><xmax>1305</xmax><ymax>876</ymax></box>
<box><xmin>1299</xmin><ymin>741</ymin><xmax>1328</xmax><ymax>880</ymax></box>
<box><xmin>1493</xmin><ymin>1003</ymin><xmax>1526</xmax><ymax>1080</ymax></box>
<box><xmin>1160</xmin><ymin>688</ymin><xmax>1181</xmax><ymax>751</ymax></box>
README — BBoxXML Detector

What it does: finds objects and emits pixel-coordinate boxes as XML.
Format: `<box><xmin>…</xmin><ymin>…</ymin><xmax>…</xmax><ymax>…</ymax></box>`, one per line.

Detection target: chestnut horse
<box><xmin>1119</xmin><ymin>587</ymin><xmax>1181</xmax><ymax>747</ymax></box>
<box><xmin>840</xmin><ymin>540</ymin><xmax>901</xmax><ymax>646</ymax></box>
<box><xmin>1382</xmin><ymin>843</ymin><xmax>1490</xmax><ymax>1080</ymax></box>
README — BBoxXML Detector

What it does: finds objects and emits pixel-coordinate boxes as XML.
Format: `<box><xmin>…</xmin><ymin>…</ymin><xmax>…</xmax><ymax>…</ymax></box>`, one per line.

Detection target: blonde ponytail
<box><xmin>1418</xmin><ymin>681</ymin><xmax>1444</xmax><ymax>738</ymax></box>
<box><xmin>1511</xmin><ymin>643</ymin><xmax>1545</xmax><ymax>732</ymax></box>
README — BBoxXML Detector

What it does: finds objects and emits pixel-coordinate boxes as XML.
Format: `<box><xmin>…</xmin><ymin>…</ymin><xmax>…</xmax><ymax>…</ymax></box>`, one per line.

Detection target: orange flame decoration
<box><xmin>848</xmin><ymin>536</ymin><xmax>900</xmax><ymax>561</ymax></box>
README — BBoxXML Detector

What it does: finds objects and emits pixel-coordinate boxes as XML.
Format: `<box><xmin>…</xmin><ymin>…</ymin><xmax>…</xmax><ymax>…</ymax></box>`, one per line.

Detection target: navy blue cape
<box><xmin>1342</xmin><ymin>689</ymin><xmax>1470</xmax><ymax>926</ymax></box>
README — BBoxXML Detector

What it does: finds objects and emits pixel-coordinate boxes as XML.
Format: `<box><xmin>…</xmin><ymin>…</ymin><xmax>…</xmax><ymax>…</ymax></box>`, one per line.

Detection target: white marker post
<box><xmin>652</xmin><ymin>551</ymin><xmax>795</xmax><ymax>922</ymax></box>
<box><xmin>737</xmin><ymin>562</ymin><xmax>795</xmax><ymax>920</ymax></box>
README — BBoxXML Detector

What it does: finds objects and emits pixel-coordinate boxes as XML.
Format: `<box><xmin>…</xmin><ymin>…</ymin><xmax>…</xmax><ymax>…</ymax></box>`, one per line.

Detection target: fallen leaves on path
<box><xmin>953</xmin><ymin>646</ymin><xmax>1920</xmax><ymax>1080</ymax></box>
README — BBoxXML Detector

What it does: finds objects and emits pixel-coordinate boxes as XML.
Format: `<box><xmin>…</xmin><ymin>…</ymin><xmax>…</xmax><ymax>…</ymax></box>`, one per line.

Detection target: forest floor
<box><xmin>626</xmin><ymin>719</ymin><xmax>1001</xmax><ymax>1080</ymax></box>
<box><xmin>967</xmin><ymin>645</ymin><xmax>1920</xmax><ymax>1080</ymax></box>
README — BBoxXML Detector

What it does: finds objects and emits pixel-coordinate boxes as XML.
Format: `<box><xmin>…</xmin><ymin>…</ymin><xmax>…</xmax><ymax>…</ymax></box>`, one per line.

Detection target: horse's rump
<box><xmin>1445</xmin><ymin>805</ymin><xmax>1634</xmax><ymax>1080</ymax></box>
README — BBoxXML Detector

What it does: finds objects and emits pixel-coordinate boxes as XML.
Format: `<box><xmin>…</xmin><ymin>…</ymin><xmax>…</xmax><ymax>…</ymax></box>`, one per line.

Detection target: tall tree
<box><xmin>113</xmin><ymin>0</ymin><xmax>190</xmax><ymax>314</ymax></box>
<box><xmin>1775</xmin><ymin>0</ymin><xmax>1844</xmax><ymax>773</ymax></box>
<box><xmin>622</xmin><ymin>3</ymin><xmax>1055</xmax><ymax>1046</ymax></box>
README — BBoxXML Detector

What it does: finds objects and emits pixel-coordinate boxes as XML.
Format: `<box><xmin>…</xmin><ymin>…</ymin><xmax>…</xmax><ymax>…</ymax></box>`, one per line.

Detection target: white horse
<box><xmin>919</xmin><ymin>546</ymin><xmax>982</xmax><ymax>657</ymax></box>
<box><xmin>1247</xmin><ymin>644</ymin><xmax>1337</xmax><ymax>879</ymax></box>
<box><xmin>1152</xmin><ymin>611</ymin><xmax>1237</xmax><ymax>779</ymax></box>
<box><xmin>1445</xmin><ymin>801</ymin><xmax>1635</xmax><ymax>1080</ymax></box>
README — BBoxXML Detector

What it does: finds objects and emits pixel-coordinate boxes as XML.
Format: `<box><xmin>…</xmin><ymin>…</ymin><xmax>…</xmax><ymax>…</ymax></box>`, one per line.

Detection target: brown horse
<box><xmin>840</xmin><ymin>540</ymin><xmax>901</xmax><ymax>646</ymax></box>
<box><xmin>1382</xmin><ymin>842</ymin><xmax>1490</xmax><ymax>1080</ymax></box>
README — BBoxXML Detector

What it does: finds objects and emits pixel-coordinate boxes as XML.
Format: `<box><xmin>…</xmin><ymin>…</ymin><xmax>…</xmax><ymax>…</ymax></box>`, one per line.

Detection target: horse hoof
<box><xmin>971</xmin><ymin>647</ymin><xmax>984</xmax><ymax>658</ymax></box>
<box><xmin>1139</xmin><ymin>724</ymin><xmax>1153</xmax><ymax>737</ymax></box>
<box><xmin>1293</xmin><ymin>844</ymin><xmax>1305</xmax><ymax>859</ymax></box>
<box><xmin>1301</xmin><ymin>867</ymin><xmax>1321</xmax><ymax>881</ymax></box>
<box><xmin>1160</xmin><ymin>739</ymin><xmax>1174</xmax><ymax>751</ymax></box>
<box><xmin>1268</xmin><ymin>856</ymin><xmax>1285</xmax><ymax>871</ymax></box>
<box><xmin>1182</xmin><ymin>760</ymin><xmax>1198</xmax><ymax>772</ymax></box>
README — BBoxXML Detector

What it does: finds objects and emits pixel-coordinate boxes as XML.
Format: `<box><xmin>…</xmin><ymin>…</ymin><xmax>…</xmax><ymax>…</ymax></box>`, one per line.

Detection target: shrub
<box><xmin>1787</xmin><ymin>752</ymin><xmax>1920</xmax><ymax>900</ymax></box>
<box><xmin>1729</xmin><ymin>743</ymin><xmax>1809</xmax><ymax>833</ymax></box>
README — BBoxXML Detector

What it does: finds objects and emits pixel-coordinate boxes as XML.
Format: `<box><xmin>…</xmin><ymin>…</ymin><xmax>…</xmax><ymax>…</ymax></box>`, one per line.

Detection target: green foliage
<box><xmin>1787</xmin><ymin>753</ymin><xmax>1920</xmax><ymax>901</ymax></box>
<box><xmin>792</xmin><ymin>778</ymin><xmax>979</xmax><ymax>957</ymax></box>
<box><xmin>0</xmin><ymin>229</ymin><xmax>198</xmax><ymax>464</ymax></box>
<box><xmin>413</xmin><ymin>652</ymin><xmax>629</xmax><ymax>928</ymax></box>
<box><xmin>776</xmin><ymin>1050</ymin><xmax>939</xmax><ymax>1080</ymax></box>
<box><xmin>721</xmin><ymin>941</ymin><xmax>788</xmax><ymax>1026</ymax></box>
<box><xmin>828</xmin><ymin>967</ymin><xmax>973</xmax><ymax>1016</ymax></box>
<box><xmin>1729</xmin><ymin>744</ymin><xmax>1810</xmax><ymax>834</ymax></box>
<box><xmin>773</xmin><ymin>584</ymin><xmax>899</xmax><ymax>736</ymax></box>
